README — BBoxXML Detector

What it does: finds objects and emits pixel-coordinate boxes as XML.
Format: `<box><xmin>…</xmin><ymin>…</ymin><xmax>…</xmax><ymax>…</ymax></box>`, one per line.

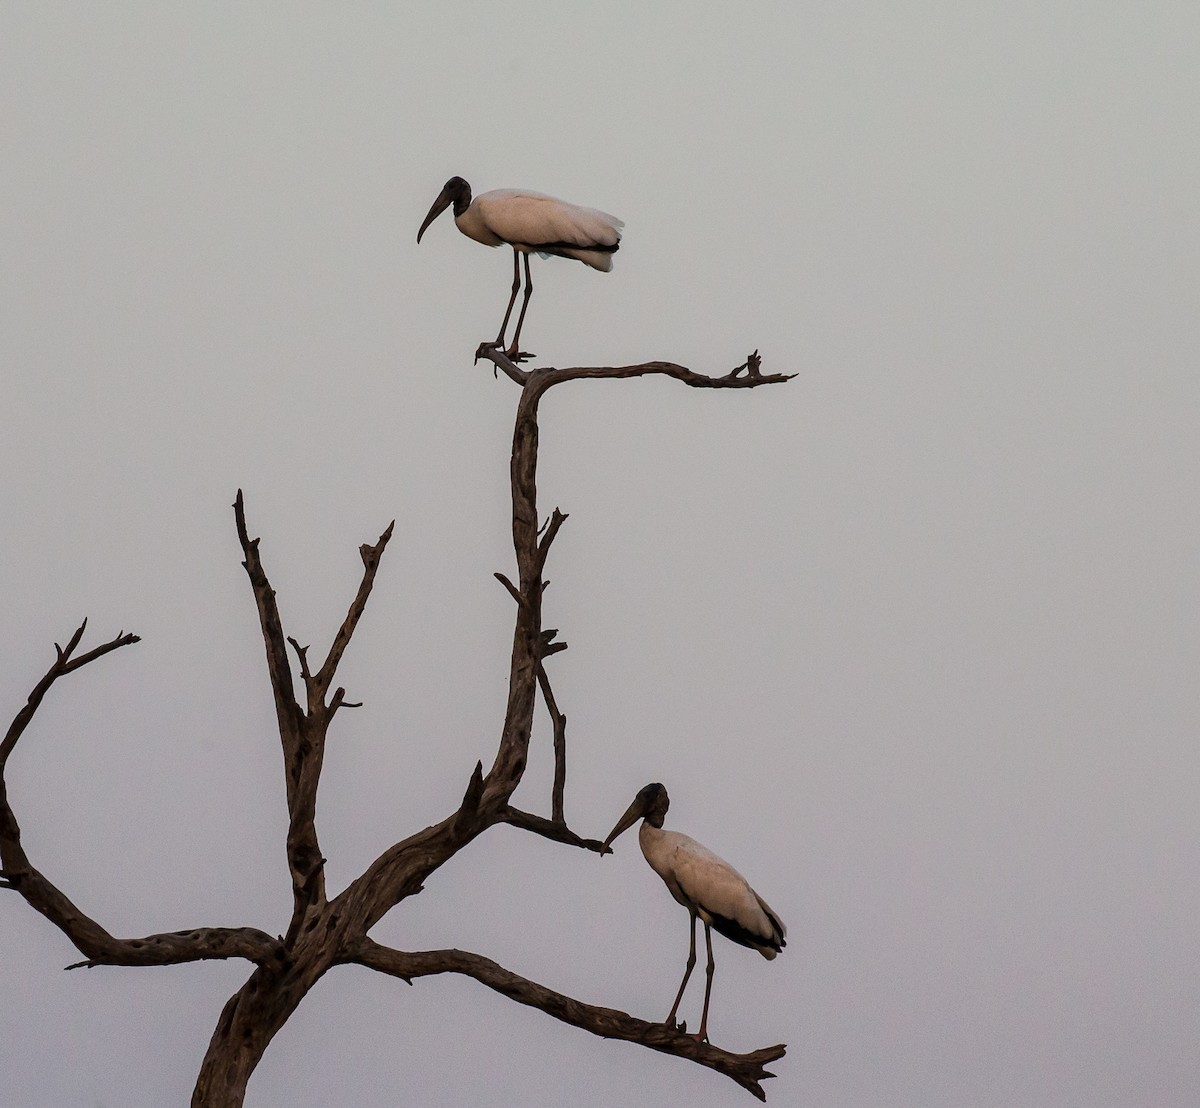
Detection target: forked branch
<box><xmin>0</xmin><ymin>620</ymin><xmax>139</xmax><ymax>769</ymax></box>
<box><xmin>232</xmin><ymin>492</ymin><xmax>394</xmax><ymax>921</ymax></box>
<box><xmin>0</xmin><ymin>624</ymin><xmax>276</xmax><ymax>973</ymax></box>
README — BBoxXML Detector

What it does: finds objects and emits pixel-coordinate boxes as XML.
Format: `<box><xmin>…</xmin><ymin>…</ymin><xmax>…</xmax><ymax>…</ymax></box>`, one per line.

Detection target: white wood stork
<box><xmin>416</xmin><ymin>176</ymin><xmax>623</xmax><ymax>361</ymax></box>
<box><xmin>602</xmin><ymin>782</ymin><xmax>786</xmax><ymax>1043</ymax></box>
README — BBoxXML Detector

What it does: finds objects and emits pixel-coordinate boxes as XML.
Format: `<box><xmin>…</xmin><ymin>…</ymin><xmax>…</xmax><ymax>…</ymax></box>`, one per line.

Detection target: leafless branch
<box><xmin>476</xmin><ymin>343</ymin><xmax>529</xmax><ymax>384</ymax></box>
<box><xmin>234</xmin><ymin>490</ymin><xmax>300</xmax><ymax>732</ymax></box>
<box><xmin>497</xmin><ymin>805</ymin><xmax>606</xmax><ymax>852</ymax></box>
<box><xmin>62</xmin><ymin>927</ymin><xmax>280</xmax><ymax>970</ymax></box>
<box><xmin>1</xmin><ymin>627</ymin><xmax>279</xmax><ymax>974</ymax></box>
<box><xmin>328</xmin><ymin>687</ymin><xmax>362</xmax><ymax>716</ymax></box>
<box><xmin>537</xmin><ymin>665</ymin><xmax>569</xmax><ymax>824</ymax></box>
<box><xmin>493</xmin><ymin>571</ymin><xmax>527</xmax><ymax>609</ymax></box>
<box><xmin>287</xmin><ymin>637</ymin><xmax>313</xmax><ymax>686</ymax></box>
<box><xmin>315</xmin><ymin>522</ymin><xmax>395</xmax><ymax>691</ymax></box>
<box><xmin>473</xmin><ymin>348</ymin><xmax>795</xmax><ymax>392</ymax></box>
<box><xmin>232</xmin><ymin>497</ymin><xmax>394</xmax><ymax>925</ymax></box>
<box><xmin>1</xmin><ymin>621</ymin><xmax>139</xmax><ymax>769</ymax></box>
<box><xmin>535</xmin><ymin>507</ymin><xmax>568</xmax><ymax>573</ymax></box>
<box><xmin>347</xmin><ymin>939</ymin><xmax>785</xmax><ymax>1101</ymax></box>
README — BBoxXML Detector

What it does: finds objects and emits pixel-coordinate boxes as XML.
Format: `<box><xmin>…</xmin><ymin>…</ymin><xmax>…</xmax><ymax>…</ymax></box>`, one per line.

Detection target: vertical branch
<box><xmin>483</xmin><ymin>374</ymin><xmax>552</xmax><ymax>802</ymax></box>
<box><xmin>234</xmin><ymin>492</ymin><xmax>322</xmax><ymax>914</ymax></box>
<box><xmin>233</xmin><ymin>492</ymin><xmax>303</xmax><ymax>748</ymax></box>
<box><xmin>537</xmin><ymin>665</ymin><xmax>568</xmax><ymax>825</ymax></box>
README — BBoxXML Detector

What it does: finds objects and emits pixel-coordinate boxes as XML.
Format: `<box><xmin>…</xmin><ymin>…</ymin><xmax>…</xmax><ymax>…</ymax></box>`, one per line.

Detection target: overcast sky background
<box><xmin>2</xmin><ymin>4</ymin><xmax>1198</xmax><ymax>1106</ymax></box>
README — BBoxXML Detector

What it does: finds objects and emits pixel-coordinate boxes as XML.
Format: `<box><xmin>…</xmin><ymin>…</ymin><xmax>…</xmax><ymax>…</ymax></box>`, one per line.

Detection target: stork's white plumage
<box><xmin>602</xmin><ymin>782</ymin><xmax>786</xmax><ymax>1043</ymax></box>
<box><xmin>417</xmin><ymin>176</ymin><xmax>623</xmax><ymax>361</ymax></box>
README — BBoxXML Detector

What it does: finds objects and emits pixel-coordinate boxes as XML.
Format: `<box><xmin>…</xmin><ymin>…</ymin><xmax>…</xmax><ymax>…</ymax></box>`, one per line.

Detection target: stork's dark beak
<box><xmin>601</xmin><ymin>793</ymin><xmax>649</xmax><ymax>855</ymax></box>
<box><xmin>417</xmin><ymin>185</ymin><xmax>454</xmax><ymax>243</ymax></box>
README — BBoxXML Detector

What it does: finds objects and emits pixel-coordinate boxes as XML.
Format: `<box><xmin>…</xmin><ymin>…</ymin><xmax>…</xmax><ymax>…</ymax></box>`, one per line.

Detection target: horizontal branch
<box><xmin>347</xmin><ymin>939</ymin><xmax>785</xmax><ymax>1100</ymax></box>
<box><xmin>474</xmin><ymin>348</ymin><xmax>795</xmax><ymax>393</ymax></box>
<box><xmin>498</xmin><ymin>806</ymin><xmax>607</xmax><ymax>853</ymax></box>
<box><xmin>62</xmin><ymin>926</ymin><xmax>280</xmax><ymax>970</ymax></box>
<box><xmin>544</xmin><ymin>355</ymin><xmax>794</xmax><ymax>391</ymax></box>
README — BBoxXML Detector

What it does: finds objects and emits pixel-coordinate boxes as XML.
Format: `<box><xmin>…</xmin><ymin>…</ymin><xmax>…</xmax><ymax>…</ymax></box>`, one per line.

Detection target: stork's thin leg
<box><xmin>694</xmin><ymin>921</ymin><xmax>716</xmax><ymax>1043</ymax></box>
<box><xmin>493</xmin><ymin>247</ymin><xmax>522</xmax><ymax>348</ymax></box>
<box><xmin>506</xmin><ymin>251</ymin><xmax>534</xmax><ymax>359</ymax></box>
<box><xmin>665</xmin><ymin>909</ymin><xmax>698</xmax><ymax>1031</ymax></box>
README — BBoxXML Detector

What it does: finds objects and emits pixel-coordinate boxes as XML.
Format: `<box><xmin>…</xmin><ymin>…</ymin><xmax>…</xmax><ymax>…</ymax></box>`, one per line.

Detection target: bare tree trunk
<box><xmin>192</xmin><ymin>965</ymin><xmax>311</xmax><ymax>1106</ymax></box>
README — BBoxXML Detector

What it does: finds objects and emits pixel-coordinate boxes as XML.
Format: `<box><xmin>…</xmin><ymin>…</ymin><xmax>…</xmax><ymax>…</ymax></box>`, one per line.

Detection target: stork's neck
<box><xmin>638</xmin><ymin>818</ymin><xmax>666</xmax><ymax>857</ymax></box>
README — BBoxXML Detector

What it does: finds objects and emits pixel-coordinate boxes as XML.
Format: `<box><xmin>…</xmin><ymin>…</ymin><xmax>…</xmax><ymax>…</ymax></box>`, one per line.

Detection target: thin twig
<box><xmin>315</xmin><ymin>521</ymin><xmax>395</xmax><ymax>691</ymax></box>
<box><xmin>2</xmin><ymin>623</ymin><xmax>139</xmax><ymax>767</ymax></box>
<box><xmin>535</xmin><ymin>508</ymin><xmax>569</xmax><ymax>574</ymax></box>
<box><xmin>493</xmin><ymin>572</ymin><xmax>527</xmax><ymax>609</ymax></box>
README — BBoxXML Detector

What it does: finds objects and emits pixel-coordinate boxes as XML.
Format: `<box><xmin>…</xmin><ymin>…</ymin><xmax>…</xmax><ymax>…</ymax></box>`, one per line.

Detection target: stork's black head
<box><xmin>602</xmin><ymin>782</ymin><xmax>670</xmax><ymax>854</ymax></box>
<box><xmin>417</xmin><ymin>176</ymin><xmax>473</xmax><ymax>242</ymax></box>
<box><xmin>442</xmin><ymin>176</ymin><xmax>471</xmax><ymax>209</ymax></box>
<box><xmin>636</xmin><ymin>782</ymin><xmax>670</xmax><ymax>827</ymax></box>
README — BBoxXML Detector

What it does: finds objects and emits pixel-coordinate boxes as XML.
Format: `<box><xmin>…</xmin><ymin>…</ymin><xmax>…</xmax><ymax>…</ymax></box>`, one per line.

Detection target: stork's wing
<box><xmin>668</xmin><ymin>833</ymin><xmax>787</xmax><ymax>957</ymax></box>
<box><xmin>474</xmin><ymin>190</ymin><xmax>623</xmax><ymax>251</ymax></box>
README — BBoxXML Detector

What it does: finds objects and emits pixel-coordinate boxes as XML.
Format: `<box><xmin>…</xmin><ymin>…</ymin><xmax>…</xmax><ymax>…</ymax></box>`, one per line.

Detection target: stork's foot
<box><xmin>662</xmin><ymin>1015</ymin><xmax>710</xmax><ymax>1042</ymax></box>
<box><xmin>474</xmin><ymin>340</ymin><xmax>534</xmax><ymax>365</ymax></box>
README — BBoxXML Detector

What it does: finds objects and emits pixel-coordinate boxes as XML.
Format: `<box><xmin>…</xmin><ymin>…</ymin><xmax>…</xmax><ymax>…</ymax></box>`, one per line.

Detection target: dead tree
<box><xmin>1</xmin><ymin>348</ymin><xmax>794</xmax><ymax>1105</ymax></box>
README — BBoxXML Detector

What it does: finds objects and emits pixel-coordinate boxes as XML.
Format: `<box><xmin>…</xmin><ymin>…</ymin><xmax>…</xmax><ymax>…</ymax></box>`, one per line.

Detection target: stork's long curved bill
<box><xmin>602</xmin><ymin>794</ymin><xmax>649</xmax><ymax>853</ymax></box>
<box><xmin>417</xmin><ymin>185</ymin><xmax>454</xmax><ymax>243</ymax></box>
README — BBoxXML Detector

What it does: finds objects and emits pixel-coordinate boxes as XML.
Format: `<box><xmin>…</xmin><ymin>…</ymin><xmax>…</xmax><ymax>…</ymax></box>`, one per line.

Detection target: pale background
<box><xmin>2</xmin><ymin>4</ymin><xmax>1198</xmax><ymax>1106</ymax></box>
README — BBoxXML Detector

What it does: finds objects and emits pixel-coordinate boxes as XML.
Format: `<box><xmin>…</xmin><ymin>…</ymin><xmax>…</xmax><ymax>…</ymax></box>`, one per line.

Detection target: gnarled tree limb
<box><xmin>1</xmin><ymin>625</ymin><xmax>278</xmax><ymax>973</ymax></box>
<box><xmin>345</xmin><ymin>938</ymin><xmax>786</xmax><ymax>1102</ymax></box>
<box><xmin>233</xmin><ymin>492</ymin><xmax>394</xmax><ymax>922</ymax></box>
<box><xmin>497</xmin><ymin>805</ymin><xmax>606</xmax><ymax>853</ymax></box>
<box><xmin>474</xmin><ymin>347</ymin><xmax>796</xmax><ymax>392</ymax></box>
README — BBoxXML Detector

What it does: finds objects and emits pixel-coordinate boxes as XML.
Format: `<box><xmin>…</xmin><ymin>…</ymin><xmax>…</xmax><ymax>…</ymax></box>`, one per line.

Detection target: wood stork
<box><xmin>416</xmin><ymin>176</ymin><xmax>623</xmax><ymax>361</ymax></box>
<box><xmin>602</xmin><ymin>782</ymin><xmax>786</xmax><ymax>1043</ymax></box>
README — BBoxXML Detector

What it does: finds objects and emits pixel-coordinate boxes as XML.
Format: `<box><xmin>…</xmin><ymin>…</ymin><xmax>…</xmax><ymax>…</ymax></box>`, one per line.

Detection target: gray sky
<box><xmin>2</xmin><ymin>3</ymin><xmax>1198</xmax><ymax>1105</ymax></box>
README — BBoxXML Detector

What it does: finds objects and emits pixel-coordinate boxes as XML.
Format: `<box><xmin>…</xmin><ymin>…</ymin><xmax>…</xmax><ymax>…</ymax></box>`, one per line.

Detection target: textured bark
<box><xmin>348</xmin><ymin>939</ymin><xmax>787</xmax><ymax>1101</ymax></box>
<box><xmin>2</xmin><ymin>350</ymin><xmax>794</xmax><ymax>1105</ymax></box>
